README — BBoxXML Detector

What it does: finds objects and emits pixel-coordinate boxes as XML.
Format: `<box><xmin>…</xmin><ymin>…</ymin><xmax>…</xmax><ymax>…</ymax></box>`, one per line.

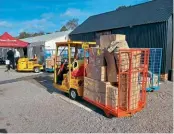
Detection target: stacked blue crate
<box><xmin>146</xmin><ymin>48</ymin><xmax>162</xmax><ymax>91</ymax></box>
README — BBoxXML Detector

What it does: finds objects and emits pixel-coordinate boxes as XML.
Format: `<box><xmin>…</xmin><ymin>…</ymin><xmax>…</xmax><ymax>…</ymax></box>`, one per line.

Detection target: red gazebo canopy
<box><xmin>0</xmin><ymin>32</ymin><xmax>28</xmax><ymax>48</ymax></box>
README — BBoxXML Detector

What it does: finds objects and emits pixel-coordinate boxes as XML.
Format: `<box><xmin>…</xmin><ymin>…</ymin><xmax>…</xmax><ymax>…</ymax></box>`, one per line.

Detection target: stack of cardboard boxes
<box><xmin>84</xmin><ymin>34</ymin><xmax>142</xmax><ymax>111</ymax></box>
<box><xmin>46</xmin><ymin>58</ymin><xmax>53</xmax><ymax>69</ymax></box>
<box><xmin>46</xmin><ymin>55</ymin><xmax>61</xmax><ymax>69</ymax></box>
<box><xmin>84</xmin><ymin>45</ymin><xmax>119</xmax><ymax>108</ymax></box>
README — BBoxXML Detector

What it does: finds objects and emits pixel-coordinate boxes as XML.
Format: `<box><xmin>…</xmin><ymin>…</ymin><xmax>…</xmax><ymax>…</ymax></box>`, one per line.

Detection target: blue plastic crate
<box><xmin>146</xmin><ymin>48</ymin><xmax>162</xmax><ymax>91</ymax></box>
<box><xmin>45</xmin><ymin>68</ymin><xmax>54</xmax><ymax>72</ymax></box>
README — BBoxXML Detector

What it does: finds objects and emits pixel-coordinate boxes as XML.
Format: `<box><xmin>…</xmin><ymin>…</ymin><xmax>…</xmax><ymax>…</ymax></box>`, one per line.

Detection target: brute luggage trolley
<box><xmin>146</xmin><ymin>48</ymin><xmax>162</xmax><ymax>91</ymax></box>
<box><xmin>53</xmin><ymin>41</ymin><xmax>96</xmax><ymax>99</ymax></box>
<box><xmin>83</xmin><ymin>49</ymin><xmax>150</xmax><ymax>117</ymax></box>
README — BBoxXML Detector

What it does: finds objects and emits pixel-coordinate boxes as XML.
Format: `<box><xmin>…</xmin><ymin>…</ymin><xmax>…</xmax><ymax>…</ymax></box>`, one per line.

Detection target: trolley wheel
<box><xmin>34</xmin><ymin>67</ymin><xmax>40</xmax><ymax>73</ymax></box>
<box><xmin>150</xmin><ymin>89</ymin><xmax>154</xmax><ymax>92</ymax></box>
<box><xmin>104</xmin><ymin>110</ymin><xmax>113</xmax><ymax>118</ymax></box>
<box><xmin>69</xmin><ymin>89</ymin><xmax>78</xmax><ymax>100</ymax></box>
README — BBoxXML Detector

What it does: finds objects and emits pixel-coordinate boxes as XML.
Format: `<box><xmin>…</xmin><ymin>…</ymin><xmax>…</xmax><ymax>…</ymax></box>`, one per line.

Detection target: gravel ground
<box><xmin>0</xmin><ymin>73</ymin><xmax>173</xmax><ymax>133</ymax></box>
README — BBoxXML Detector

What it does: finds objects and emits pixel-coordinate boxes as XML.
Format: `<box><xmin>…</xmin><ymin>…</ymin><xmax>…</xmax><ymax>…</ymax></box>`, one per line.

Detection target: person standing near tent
<box><xmin>14</xmin><ymin>48</ymin><xmax>20</xmax><ymax>68</ymax></box>
<box><xmin>5</xmin><ymin>49</ymin><xmax>15</xmax><ymax>71</ymax></box>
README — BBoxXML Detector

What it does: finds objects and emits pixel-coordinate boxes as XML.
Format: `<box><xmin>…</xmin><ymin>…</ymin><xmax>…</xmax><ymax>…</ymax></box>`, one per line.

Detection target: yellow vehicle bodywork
<box><xmin>53</xmin><ymin>76</ymin><xmax>84</xmax><ymax>96</ymax></box>
<box><xmin>17</xmin><ymin>58</ymin><xmax>43</xmax><ymax>72</ymax></box>
<box><xmin>53</xmin><ymin>41</ymin><xmax>96</xmax><ymax>98</ymax></box>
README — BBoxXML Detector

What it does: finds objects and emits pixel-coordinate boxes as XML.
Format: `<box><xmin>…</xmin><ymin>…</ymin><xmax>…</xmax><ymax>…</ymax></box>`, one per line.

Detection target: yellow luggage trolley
<box><xmin>53</xmin><ymin>41</ymin><xmax>96</xmax><ymax>99</ymax></box>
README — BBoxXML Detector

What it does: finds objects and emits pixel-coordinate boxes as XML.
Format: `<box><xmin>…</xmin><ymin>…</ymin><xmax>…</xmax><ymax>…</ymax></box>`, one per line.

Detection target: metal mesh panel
<box><xmin>146</xmin><ymin>48</ymin><xmax>162</xmax><ymax>91</ymax></box>
<box><xmin>117</xmin><ymin>49</ymin><xmax>149</xmax><ymax>115</ymax></box>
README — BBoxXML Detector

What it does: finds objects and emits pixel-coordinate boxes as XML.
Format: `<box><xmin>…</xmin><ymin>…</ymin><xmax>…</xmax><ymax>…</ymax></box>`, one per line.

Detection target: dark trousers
<box><xmin>6</xmin><ymin>61</ymin><xmax>12</xmax><ymax>71</ymax></box>
<box><xmin>6</xmin><ymin>59</ymin><xmax>15</xmax><ymax>71</ymax></box>
<box><xmin>6</xmin><ymin>64</ymin><xmax>10</xmax><ymax>71</ymax></box>
<box><xmin>15</xmin><ymin>57</ymin><xmax>19</xmax><ymax>68</ymax></box>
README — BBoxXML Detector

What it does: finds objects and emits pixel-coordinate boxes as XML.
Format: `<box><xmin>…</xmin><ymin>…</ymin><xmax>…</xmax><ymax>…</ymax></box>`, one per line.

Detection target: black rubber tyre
<box><xmin>34</xmin><ymin>67</ymin><xmax>40</xmax><ymax>73</ymax></box>
<box><xmin>150</xmin><ymin>89</ymin><xmax>154</xmax><ymax>92</ymax></box>
<box><xmin>104</xmin><ymin>110</ymin><xmax>113</xmax><ymax>118</ymax></box>
<box><xmin>69</xmin><ymin>89</ymin><xmax>78</xmax><ymax>100</ymax></box>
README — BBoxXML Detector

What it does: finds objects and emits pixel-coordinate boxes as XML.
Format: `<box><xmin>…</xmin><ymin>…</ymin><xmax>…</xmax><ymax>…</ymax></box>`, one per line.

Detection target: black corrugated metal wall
<box><xmin>70</xmin><ymin>21</ymin><xmax>173</xmax><ymax>74</ymax></box>
<box><xmin>70</xmin><ymin>32</ymin><xmax>95</xmax><ymax>42</ymax></box>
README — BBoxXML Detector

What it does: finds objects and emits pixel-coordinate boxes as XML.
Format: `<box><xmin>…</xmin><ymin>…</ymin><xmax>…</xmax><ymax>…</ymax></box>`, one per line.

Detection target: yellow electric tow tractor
<box><xmin>53</xmin><ymin>41</ymin><xmax>96</xmax><ymax>100</ymax></box>
<box><xmin>17</xmin><ymin>57</ymin><xmax>44</xmax><ymax>73</ymax></box>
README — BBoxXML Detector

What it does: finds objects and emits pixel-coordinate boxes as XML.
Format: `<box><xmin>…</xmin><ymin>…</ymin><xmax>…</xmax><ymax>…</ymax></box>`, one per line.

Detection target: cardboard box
<box><xmin>96</xmin><ymin>55</ymin><xmax>105</xmax><ymax>66</ymax></box>
<box><xmin>106</xmin><ymin>85</ymin><xmax>118</xmax><ymax>99</ymax></box>
<box><xmin>83</xmin><ymin>88</ymin><xmax>106</xmax><ymax>105</ymax></box>
<box><xmin>56</xmin><ymin>56</ymin><xmax>62</xmax><ymax>66</ymax></box>
<box><xmin>86</xmin><ymin>64</ymin><xmax>106</xmax><ymax>81</ymax></box>
<box><xmin>106</xmin><ymin>98</ymin><xmax>118</xmax><ymax>109</ymax></box>
<box><xmin>132</xmin><ymin>51</ymin><xmax>141</xmax><ymax>69</ymax></box>
<box><xmin>99</xmin><ymin>34</ymin><xmax>126</xmax><ymax>49</ymax></box>
<box><xmin>89</xmin><ymin>48</ymin><xmax>97</xmax><ymax>64</ymax></box>
<box><xmin>119</xmin><ymin>72</ymin><xmax>140</xmax><ymax>110</ymax></box>
<box><xmin>95</xmin><ymin>92</ymin><xmax>106</xmax><ymax>105</ymax></box>
<box><xmin>89</xmin><ymin>48</ymin><xmax>106</xmax><ymax>66</ymax></box>
<box><xmin>84</xmin><ymin>77</ymin><xmax>95</xmax><ymax>91</ymax></box>
<box><xmin>51</xmin><ymin>55</ymin><xmax>62</xmax><ymax>66</ymax></box>
<box><xmin>84</xmin><ymin>78</ymin><xmax>120</xmax><ymax>108</ymax></box>
<box><xmin>50</xmin><ymin>55</ymin><xmax>61</xmax><ymax>66</ymax></box>
<box><xmin>114</xmin><ymin>52</ymin><xmax>129</xmax><ymax>72</ymax></box>
<box><xmin>95</xmin><ymin>49</ymin><xmax>106</xmax><ymax>66</ymax></box>
<box><xmin>114</xmin><ymin>51</ymin><xmax>141</xmax><ymax>72</ymax></box>
<box><xmin>46</xmin><ymin>55</ymin><xmax>60</xmax><ymax>68</ymax></box>
<box><xmin>84</xmin><ymin>77</ymin><xmax>107</xmax><ymax>93</ymax></box>
<box><xmin>108</xmin><ymin>40</ymin><xmax>129</xmax><ymax>53</ymax></box>
<box><xmin>83</xmin><ymin>88</ymin><xmax>95</xmax><ymax>101</ymax></box>
<box><xmin>106</xmin><ymin>85</ymin><xmax>118</xmax><ymax>109</ymax></box>
<box><xmin>46</xmin><ymin>58</ymin><xmax>53</xmax><ymax>68</ymax></box>
<box><xmin>104</xmin><ymin>49</ymin><xmax>117</xmax><ymax>82</ymax></box>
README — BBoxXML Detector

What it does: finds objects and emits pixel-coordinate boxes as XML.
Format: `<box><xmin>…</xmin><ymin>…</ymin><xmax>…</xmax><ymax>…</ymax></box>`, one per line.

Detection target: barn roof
<box><xmin>22</xmin><ymin>30</ymin><xmax>72</xmax><ymax>43</ymax></box>
<box><xmin>70</xmin><ymin>0</ymin><xmax>173</xmax><ymax>35</ymax></box>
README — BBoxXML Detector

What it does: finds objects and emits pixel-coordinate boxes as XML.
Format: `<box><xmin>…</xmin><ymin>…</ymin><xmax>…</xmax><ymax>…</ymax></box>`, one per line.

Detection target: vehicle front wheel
<box><xmin>69</xmin><ymin>89</ymin><xmax>78</xmax><ymax>100</ymax></box>
<box><xmin>34</xmin><ymin>67</ymin><xmax>40</xmax><ymax>73</ymax></box>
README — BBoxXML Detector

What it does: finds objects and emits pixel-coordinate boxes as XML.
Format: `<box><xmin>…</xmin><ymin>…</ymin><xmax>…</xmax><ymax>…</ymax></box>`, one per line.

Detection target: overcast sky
<box><xmin>0</xmin><ymin>0</ymin><xmax>149</xmax><ymax>36</ymax></box>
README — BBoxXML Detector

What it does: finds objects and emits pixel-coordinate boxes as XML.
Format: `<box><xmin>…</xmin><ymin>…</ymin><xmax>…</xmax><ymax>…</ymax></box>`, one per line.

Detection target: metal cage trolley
<box><xmin>146</xmin><ymin>48</ymin><xmax>162</xmax><ymax>91</ymax></box>
<box><xmin>83</xmin><ymin>49</ymin><xmax>150</xmax><ymax>117</ymax></box>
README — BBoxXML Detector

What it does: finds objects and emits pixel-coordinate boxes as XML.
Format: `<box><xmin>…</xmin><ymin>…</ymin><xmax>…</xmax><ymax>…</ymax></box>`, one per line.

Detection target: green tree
<box><xmin>65</xmin><ymin>18</ymin><xmax>79</xmax><ymax>30</ymax></box>
<box><xmin>18</xmin><ymin>32</ymin><xmax>31</xmax><ymax>39</ymax></box>
<box><xmin>32</xmin><ymin>31</ymin><xmax>45</xmax><ymax>37</ymax></box>
<box><xmin>60</xmin><ymin>26</ymin><xmax>68</xmax><ymax>31</ymax></box>
<box><xmin>18</xmin><ymin>31</ymin><xmax>45</xmax><ymax>39</ymax></box>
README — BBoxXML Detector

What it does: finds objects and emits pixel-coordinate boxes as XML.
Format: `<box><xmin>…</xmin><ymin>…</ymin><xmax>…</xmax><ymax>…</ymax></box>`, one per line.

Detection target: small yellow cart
<box><xmin>17</xmin><ymin>58</ymin><xmax>43</xmax><ymax>73</ymax></box>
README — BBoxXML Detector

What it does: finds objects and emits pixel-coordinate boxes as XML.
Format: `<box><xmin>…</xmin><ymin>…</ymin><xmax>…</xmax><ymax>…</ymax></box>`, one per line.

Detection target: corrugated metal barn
<box><xmin>69</xmin><ymin>0</ymin><xmax>173</xmax><ymax>78</ymax></box>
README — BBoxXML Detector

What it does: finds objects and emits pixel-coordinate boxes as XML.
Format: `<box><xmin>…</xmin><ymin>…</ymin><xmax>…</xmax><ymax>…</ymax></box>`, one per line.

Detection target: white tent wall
<box><xmin>45</xmin><ymin>35</ymin><xmax>69</xmax><ymax>55</ymax></box>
